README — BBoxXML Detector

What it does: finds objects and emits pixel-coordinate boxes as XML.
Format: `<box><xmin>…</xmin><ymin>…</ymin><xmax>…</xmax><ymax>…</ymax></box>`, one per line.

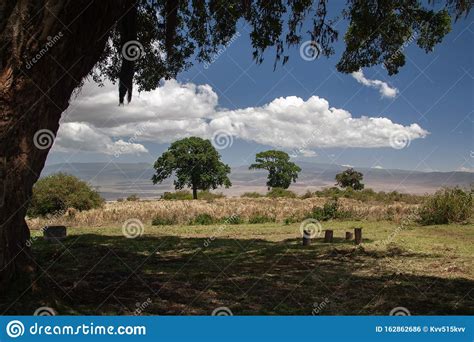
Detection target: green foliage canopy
<box><xmin>28</xmin><ymin>173</ymin><xmax>104</xmax><ymax>217</ymax></box>
<box><xmin>335</xmin><ymin>168</ymin><xmax>365</xmax><ymax>190</ymax></box>
<box><xmin>90</xmin><ymin>0</ymin><xmax>471</xmax><ymax>103</ymax></box>
<box><xmin>249</xmin><ymin>150</ymin><xmax>301</xmax><ymax>189</ymax></box>
<box><xmin>152</xmin><ymin>137</ymin><xmax>231</xmax><ymax>199</ymax></box>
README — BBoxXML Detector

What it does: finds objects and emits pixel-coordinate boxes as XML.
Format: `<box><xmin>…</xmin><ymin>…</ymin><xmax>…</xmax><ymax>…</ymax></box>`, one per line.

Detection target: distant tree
<box><xmin>126</xmin><ymin>194</ymin><xmax>140</xmax><ymax>201</ymax></box>
<box><xmin>335</xmin><ymin>168</ymin><xmax>364</xmax><ymax>190</ymax></box>
<box><xmin>28</xmin><ymin>173</ymin><xmax>104</xmax><ymax>217</ymax></box>
<box><xmin>152</xmin><ymin>137</ymin><xmax>231</xmax><ymax>199</ymax></box>
<box><xmin>250</xmin><ymin>150</ymin><xmax>301</xmax><ymax>190</ymax></box>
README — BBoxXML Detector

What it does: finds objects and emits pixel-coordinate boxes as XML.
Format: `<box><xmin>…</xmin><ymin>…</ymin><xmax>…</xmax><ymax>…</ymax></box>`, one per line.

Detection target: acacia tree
<box><xmin>152</xmin><ymin>137</ymin><xmax>231</xmax><ymax>199</ymax></box>
<box><xmin>0</xmin><ymin>0</ymin><xmax>470</xmax><ymax>287</ymax></box>
<box><xmin>250</xmin><ymin>150</ymin><xmax>301</xmax><ymax>189</ymax></box>
<box><xmin>335</xmin><ymin>168</ymin><xmax>364</xmax><ymax>190</ymax></box>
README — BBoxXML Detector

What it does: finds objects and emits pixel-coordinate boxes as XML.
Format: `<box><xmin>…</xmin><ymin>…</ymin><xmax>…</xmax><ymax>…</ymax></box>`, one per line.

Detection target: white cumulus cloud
<box><xmin>54</xmin><ymin>122</ymin><xmax>148</xmax><ymax>155</ymax></box>
<box><xmin>351</xmin><ymin>69</ymin><xmax>399</xmax><ymax>98</ymax></box>
<box><xmin>53</xmin><ymin>79</ymin><xmax>426</xmax><ymax>155</ymax></box>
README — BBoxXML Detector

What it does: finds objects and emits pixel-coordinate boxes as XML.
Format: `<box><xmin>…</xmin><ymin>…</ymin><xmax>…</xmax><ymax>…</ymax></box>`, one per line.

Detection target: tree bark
<box><xmin>192</xmin><ymin>186</ymin><xmax>198</xmax><ymax>200</ymax></box>
<box><xmin>0</xmin><ymin>0</ymin><xmax>133</xmax><ymax>290</ymax></box>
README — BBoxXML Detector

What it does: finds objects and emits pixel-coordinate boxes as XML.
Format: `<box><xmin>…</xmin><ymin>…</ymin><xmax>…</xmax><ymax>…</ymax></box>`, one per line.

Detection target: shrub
<box><xmin>117</xmin><ymin>198</ymin><xmax>124</xmax><ymax>202</ymax></box>
<box><xmin>191</xmin><ymin>213</ymin><xmax>216</xmax><ymax>225</ymax></box>
<box><xmin>311</xmin><ymin>198</ymin><xmax>338</xmax><ymax>221</ymax></box>
<box><xmin>418</xmin><ymin>187</ymin><xmax>472</xmax><ymax>225</ymax></box>
<box><xmin>310</xmin><ymin>198</ymin><xmax>352</xmax><ymax>221</ymax></box>
<box><xmin>28</xmin><ymin>173</ymin><xmax>104</xmax><ymax>217</ymax></box>
<box><xmin>266</xmin><ymin>187</ymin><xmax>296</xmax><ymax>198</ymax></box>
<box><xmin>248</xmin><ymin>215</ymin><xmax>274</xmax><ymax>224</ymax></box>
<box><xmin>300</xmin><ymin>190</ymin><xmax>314</xmax><ymax>199</ymax></box>
<box><xmin>151</xmin><ymin>215</ymin><xmax>175</xmax><ymax>226</ymax></box>
<box><xmin>284</xmin><ymin>216</ymin><xmax>298</xmax><ymax>225</ymax></box>
<box><xmin>162</xmin><ymin>190</ymin><xmax>193</xmax><ymax>200</ymax></box>
<box><xmin>126</xmin><ymin>194</ymin><xmax>140</xmax><ymax>201</ymax></box>
<box><xmin>312</xmin><ymin>186</ymin><xmax>425</xmax><ymax>204</ymax></box>
<box><xmin>162</xmin><ymin>190</ymin><xmax>224</xmax><ymax>200</ymax></box>
<box><xmin>241</xmin><ymin>192</ymin><xmax>263</xmax><ymax>198</ymax></box>
<box><xmin>222</xmin><ymin>215</ymin><xmax>244</xmax><ymax>224</ymax></box>
<box><xmin>197</xmin><ymin>190</ymin><xmax>225</xmax><ymax>201</ymax></box>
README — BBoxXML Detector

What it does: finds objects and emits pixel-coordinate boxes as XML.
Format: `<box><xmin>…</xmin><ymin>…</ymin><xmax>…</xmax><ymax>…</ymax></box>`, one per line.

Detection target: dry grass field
<box><xmin>27</xmin><ymin>197</ymin><xmax>418</xmax><ymax>230</ymax></box>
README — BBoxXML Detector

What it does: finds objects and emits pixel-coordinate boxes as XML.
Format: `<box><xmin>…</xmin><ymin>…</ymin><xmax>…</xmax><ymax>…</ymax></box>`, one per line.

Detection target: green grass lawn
<box><xmin>2</xmin><ymin>221</ymin><xmax>473</xmax><ymax>315</ymax></box>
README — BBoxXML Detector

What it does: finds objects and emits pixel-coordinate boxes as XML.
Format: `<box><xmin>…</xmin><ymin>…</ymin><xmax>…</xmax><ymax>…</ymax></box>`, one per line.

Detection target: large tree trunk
<box><xmin>0</xmin><ymin>0</ymin><xmax>132</xmax><ymax>290</ymax></box>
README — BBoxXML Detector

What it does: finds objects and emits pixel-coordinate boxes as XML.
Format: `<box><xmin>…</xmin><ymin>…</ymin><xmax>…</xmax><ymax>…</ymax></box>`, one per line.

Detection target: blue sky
<box><xmin>47</xmin><ymin>6</ymin><xmax>473</xmax><ymax>172</ymax></box>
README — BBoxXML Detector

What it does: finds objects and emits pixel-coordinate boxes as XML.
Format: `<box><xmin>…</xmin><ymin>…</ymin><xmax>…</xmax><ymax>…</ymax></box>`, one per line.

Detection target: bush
<box><xmin>241</xmin><ymin>192</ymin><xmax>263</xmax><ymax>198</ymax></box>
<box><xmin>310</xmin><ymin>198</ymin><xmax>352</xmax><ymax>221</ymax></box>
<box><xmin>151</xmin><ymin>215</ymin><xmax>175</xmax><ymax>226</ymax></box>
<box><xmin>162</xmin><ymin>190</ymin><xmax>193</xmax><ymax>200</ymax></box>
<box><xmin>418</xmin><ymin>187</ymin><xmax>472</xmax><ymax>225</ymax></box>
<box><xmin>191</xmin><ymin>213</ymin><xmax>216</xmax><ymax>225</ymax></box>
<box><xmin>248</xmin><ymin>215</ymin><xmax>274</xmax><ymax>224</ymax></box>
<box><xmin>266</xmin><ymin>187</ymin><xmax>296</xmax><ymax>198</ymax></box>
<box><xmin>126</xmin><ymin>194</ymin><xmax>140</xmax><ymax>201</ymax></box>
<box><xmin>197</xmin><ymin>190</ymin><xmax>225</xmax><ymax>201</ymax></box>
<box><xmin>312</xmin><ymin>186</ymin><xmax>424</xmax><ymax>204</ymax></box>
<box><xmin>284</xmin><ymin>216</ymin><xmax>298</xmax><ymax>225</ymax></box>
<box><xmin>162</xmin><ymin>190</ymin><xmax>224</xmax><ymax>200</ymax></box>
<box><xmin>222</xmin><ymin>215</ymin><xmax>244</xmax><ymax>224</ymax></box>
<box><xmin>28</xmin><ymin>173</ymin><xmax>104</xmax><ymax>217</ymax></box>
<box><xmin>311</xmin><ymin>198</ymin><xmax>339</xmax><ymax>221</ymax></box>
<box><xmin>300</xmin><ymin>190</ymin><xmax>314</xmax><ymax>199</ymax></box>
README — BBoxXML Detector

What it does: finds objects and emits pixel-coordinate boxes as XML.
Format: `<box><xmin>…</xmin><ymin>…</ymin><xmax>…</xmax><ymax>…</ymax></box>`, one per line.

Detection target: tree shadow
<box><xmin>1</xmin><ymin>233</ymin><xmax>473</xmax><ymax>315</ymax></box>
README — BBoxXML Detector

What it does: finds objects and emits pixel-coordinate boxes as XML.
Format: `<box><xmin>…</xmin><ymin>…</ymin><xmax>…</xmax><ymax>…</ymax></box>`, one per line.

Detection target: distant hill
<box><xmin>42</xmin><ymin>162</ymin><xmax>473</xmax><ymax>200</ymax></box>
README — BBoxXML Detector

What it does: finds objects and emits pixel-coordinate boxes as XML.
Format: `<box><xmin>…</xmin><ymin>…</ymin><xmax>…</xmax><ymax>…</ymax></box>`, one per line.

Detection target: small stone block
<box><xmin>43</xmin><ymin>225</ymin><xmax>67</xmax><ymax>243</ymax></box>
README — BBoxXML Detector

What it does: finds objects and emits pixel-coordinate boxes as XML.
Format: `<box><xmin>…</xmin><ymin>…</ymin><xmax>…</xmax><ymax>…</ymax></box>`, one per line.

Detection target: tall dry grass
<box><xmin>27</xmin><ymin>197</ymin><xmax>418</xmax><ymax>230</ymax></box>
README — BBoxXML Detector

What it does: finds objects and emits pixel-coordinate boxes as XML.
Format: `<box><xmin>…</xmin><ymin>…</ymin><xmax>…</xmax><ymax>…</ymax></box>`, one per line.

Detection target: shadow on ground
<box><xmin>1</xmin><ymin>234</ymin><xmax>473</xmax><ymax>315</ymax></box>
